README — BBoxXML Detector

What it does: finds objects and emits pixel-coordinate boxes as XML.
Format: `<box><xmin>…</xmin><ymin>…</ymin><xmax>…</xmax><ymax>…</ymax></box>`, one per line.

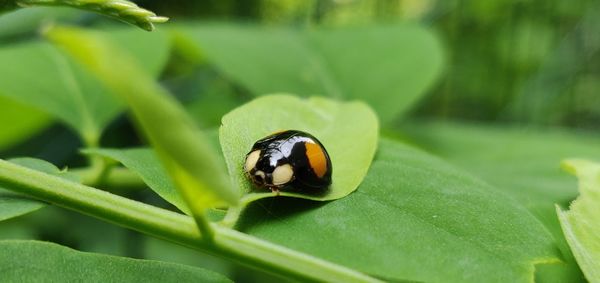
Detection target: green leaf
<box><xmin>83</xmin><ymin>147</ymin><xmax>228</xmax><ymax>222</ymax></box>
<box><xmin>0</xmin><ymin>7</ymin><xmax>79</xmax><ymax>39</ymax></box>
<box><xmin>238</xmin><ymin>138</ymin><xmax>558</xmax><ymax>282</ymax></box>
<box><xmin>0</xmin><ymin>240</ymin><xmax>232</xmax><ymax>282</ymax></box>
<box><xmin>144</xmin><ymin>237</ymin><xmax>232</xmax><ymax>276</ymax></box>
<box><xmin>0</xmin><ymin>193</ymin><xmax>43</xmax><ymax>222</ymax></box>
<box><xmin>220</xmin><ymin>94</ymin><xmax>378</xmax><ymax>202</ymax></box>
<box><xmin>10</xmin><ymin>157</ymin><xmax>80</xmax><ymax>182</ymax></box>
<box><xmin>83</xmin><ymin>148</ymin><xmax>190</xmax><ymax>214</ymax></box>
<box><xmin>0</xmin><ymin>96</ymin><xmax>51</xmax><ymax>150</ymax></box>
<box><xmin>0</xmin><ymin>28</ymin><xmax>169</xmax><ymax>145</ymax></box>
<box><xmin>108</xmin><ymin>29</ymin><xmax>171</xmax><ymax>75</ymax></box>
<box><xmin>47</xmin><ymin>26</ymin><xmax>238</xmax><ymax>215</ymax></box>
<box><xmin>0</xmin><ymin>157</ymin><xmax>78</xmax><ymax>222</ymax></box>
<box><xmin>400</xmin><ymin>121</ymin><xmax>600</xmax><ymax>281</ymax></box>
<box><xmin>183</xmin><ymin>23</ymin><xmax>444</xmax><ymax>122</ymax></box>
<box><xmin>401</xmin><ymin>122</ymin><xmax>600</xmax><ymax>206</ymax></box>
<box><xmin>184</xmin><ymin>80</ymin><xmax>248</xmax><ymax>128</ymax></box>
<box><xmin>557</xmin><ymin>160</ymin><xmax>600</xmax><ymax>283</ymax></box>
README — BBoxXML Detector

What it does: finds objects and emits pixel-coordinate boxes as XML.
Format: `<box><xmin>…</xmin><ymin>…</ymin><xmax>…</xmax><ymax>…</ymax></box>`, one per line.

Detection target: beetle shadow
<box><xmin>281</xmin><ymin>183</ymin><xmax>332</xmax><ymax>198</ymax></box>
<box><xmin>235</xmin><ymin>197</ymin><xmax>329</xmax><ymax>231</ymax></box>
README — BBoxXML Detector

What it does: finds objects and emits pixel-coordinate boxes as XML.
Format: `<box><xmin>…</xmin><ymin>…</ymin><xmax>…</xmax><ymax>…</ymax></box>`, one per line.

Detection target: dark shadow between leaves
<box><xmin>235</xmin><ymin>197</ymin><xmax>329</xmax><ymax>232</ymax></box>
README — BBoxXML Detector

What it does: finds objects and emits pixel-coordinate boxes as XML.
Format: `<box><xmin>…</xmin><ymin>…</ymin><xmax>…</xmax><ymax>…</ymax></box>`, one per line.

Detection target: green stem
<box><xmin>220</xmin><ymin>205</ymin><xmax>243</xmax><ymax>228</ymax></box>
<box><xmin>221</xmin><ymin>193</ymin><xmax>272</xmax><ymax>228</ymax></box>
<box><xmin>73</xmin><ymin>166</ymin><xmax>145</xmax><ymax>189</ymax></box>
<box><xmin>193</xmin><ymin>209</ymin><xmax>215</xmax><ymax>243</ymax></box>
<box><xmin>0</xmin><ymin>159</ymin><xmax>380</xmax><ymax>283</ymax></box>
<box><xmin>2</xmin><ymin>0</ymin><xmax>167</xmax><ymax>31</ymax></box>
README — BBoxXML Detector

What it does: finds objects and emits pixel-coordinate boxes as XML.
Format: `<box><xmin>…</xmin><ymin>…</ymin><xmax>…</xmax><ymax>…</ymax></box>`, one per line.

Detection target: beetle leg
<box><xmin>270</xmin><ymin>186</ymin><xmax>280</xmax><ymax>196</ymax></box>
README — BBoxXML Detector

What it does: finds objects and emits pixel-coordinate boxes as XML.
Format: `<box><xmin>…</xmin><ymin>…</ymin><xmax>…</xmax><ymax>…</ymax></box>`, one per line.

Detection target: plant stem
<box><xmin>72</xmin><ymin>166</ymin><xmax>145</xmax><ymax>189</ymax></box>
<box><xmin>221</xmin><ymin>193</ymin><xmax>272</xmax><ymax>228</ymax></box>
<box><xmin>0</xmin><ymin>159</ymin><xmax>380</xmax><ymax>283</ymax></box>
<box><xmin>2</xmin><ymin>0</ymin><xmax>167</xmax><ymax>31</ymax></box>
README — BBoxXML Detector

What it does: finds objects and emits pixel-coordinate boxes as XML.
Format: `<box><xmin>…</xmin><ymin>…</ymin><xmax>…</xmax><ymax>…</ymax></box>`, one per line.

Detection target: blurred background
<box><xmin>0</xmin><ymin>0</ymin><xmax>598</xmax><ymax>282</ymax></box>
<box><xmin>0</xmin><ymin>0</ymin><xmax>598</xmax><ymax>161</ymax></box>
<box><xmin>136</xmin><ymin>0</ymin><xmax>600</xmax><ymax>129</ymax></box>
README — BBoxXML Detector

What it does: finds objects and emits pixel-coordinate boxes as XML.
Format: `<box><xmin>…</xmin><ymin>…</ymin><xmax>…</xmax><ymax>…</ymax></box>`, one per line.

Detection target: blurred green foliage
<box><xmin>136</xmin><ymin>0</ymin><xmax>600</xmax><ymax>129</ymax></box>
<box><xmin>0</xmin><ymin>0</ymin><xmax>598</xmax><ymax>282</ymax></box>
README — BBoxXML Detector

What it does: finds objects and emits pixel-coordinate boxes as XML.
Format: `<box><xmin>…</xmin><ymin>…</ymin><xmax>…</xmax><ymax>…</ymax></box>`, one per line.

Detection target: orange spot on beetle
<box><xmin>305</xmin><ymin>142</ymin><xmax>328</xmax><ymax>178</ymax></box>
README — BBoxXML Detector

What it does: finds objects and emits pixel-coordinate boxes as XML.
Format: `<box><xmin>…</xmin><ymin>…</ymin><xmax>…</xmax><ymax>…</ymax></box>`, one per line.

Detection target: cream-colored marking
<box><xmin>305</xmin><ymin>142</ymin><xmax>328</xmax><ymax>178</ymax></box>
<box><xmin>244</xmin><ymin>150</ymin><xmax>261</xmax><ymax>172</ymax></box>
<box><xmin>271</xmin><ymin>164</ymin><xmax>294</xmax><ymax>185</ymax></box>
<box><xmin>254</xmin><ymin>170</ymin><xmax>266</xmax><ymax>182</ymax></box>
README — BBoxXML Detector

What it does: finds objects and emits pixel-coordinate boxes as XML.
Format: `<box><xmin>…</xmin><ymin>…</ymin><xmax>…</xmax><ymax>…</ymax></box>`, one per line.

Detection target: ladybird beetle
<box><xmin>244</xmin><ymin>130</ymin><xmax>332</xmax><ymax>193</ymax></box>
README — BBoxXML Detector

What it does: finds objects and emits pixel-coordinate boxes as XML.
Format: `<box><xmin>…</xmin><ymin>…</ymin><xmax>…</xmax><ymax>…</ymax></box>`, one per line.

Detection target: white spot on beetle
<box><xmin>244</xmin><ymin>150</ymin><xmax>261</xmax><ymax>172</ymax></box>
<box><xmin>271</xmin><ymin>164</ymin><xmax>294</xmax><ymax>185</ymax></box>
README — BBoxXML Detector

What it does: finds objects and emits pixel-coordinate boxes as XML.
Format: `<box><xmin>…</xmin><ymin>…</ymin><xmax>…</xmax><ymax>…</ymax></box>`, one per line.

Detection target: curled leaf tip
<box><xmin>99</xmin><ymin>0</ymin><xmax>168</xmax><ymax>31</ymax></box>
<box><xmin>561</xmin><ymin>159</ymin><xmax>598</xmax><ymax>177</ymax></box>
<box><xmin>150</xmin><ymin>16</ymin><xmax>169</xmax><ymax>23</ymax></box>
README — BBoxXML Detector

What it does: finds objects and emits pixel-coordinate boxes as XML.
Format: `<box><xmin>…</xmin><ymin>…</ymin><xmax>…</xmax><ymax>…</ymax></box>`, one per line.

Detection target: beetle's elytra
<box><xmin>244</xmin><ymin>130</ymin><xmax>332</xmax><ymax>193</ymax></box>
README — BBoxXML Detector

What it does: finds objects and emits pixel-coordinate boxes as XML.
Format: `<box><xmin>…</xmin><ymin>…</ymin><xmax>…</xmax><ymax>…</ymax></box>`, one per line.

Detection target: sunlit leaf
<box><xmin>220</xmin><ymin>94</ymin><xmax>378</xmax><ymax>201</ymax></box>
<box><xmin>557</xmin><ymin>160</ymin><xmax>600</xmax><ymax>283</ymax></box>
<box><xmin>0</xmin><ymin>240</ymin><xmax>232</xmax><ymax>282</ymax></box>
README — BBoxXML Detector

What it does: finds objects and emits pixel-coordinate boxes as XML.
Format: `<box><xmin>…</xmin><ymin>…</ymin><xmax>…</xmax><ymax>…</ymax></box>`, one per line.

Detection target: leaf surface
<box><xmin>0</xmin><ymin>97</ymin><xmax>51</xmax><ymax>150</ymax></box>
<box><xmin>401</xmin><ymin>122</ymin><xmax>600</xmax><ymax>206</ymax></box>
<box><xmin>238</xmin><ymin>138</ymin><xmax>558</xmax><ymax>282</ymax></box>
<box><xmin>183</xmin><ymin>23</ymin><xmax>443</xmax><ymax>122</ymax></box>
<box><xmin>401</xmin><ymin>121</ymin><xmax>600</xmax><ymax>281</ymax></box>
<box><xmin>220</xmin><ymin>94</ymin><xmax>379</xmax><ymax>201</ymax></box>
<box><xmin>0</xmin><ymin>28</ymin><xmax>169</xmax><ymax>144</ymax></box>
<box><xmin>0</xmin><ymin>240</ymin><xmax>232</xmax><ymax>282</ymax></box>
<box><xmin>84</xmin><ymin>148</ymin><xmax>190</xmax><ymax>214</ymax></box>
<box><xmin>557</xmin><ymin>160</ymin><xmax>600</xmax><ymax>283</ymax></box>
